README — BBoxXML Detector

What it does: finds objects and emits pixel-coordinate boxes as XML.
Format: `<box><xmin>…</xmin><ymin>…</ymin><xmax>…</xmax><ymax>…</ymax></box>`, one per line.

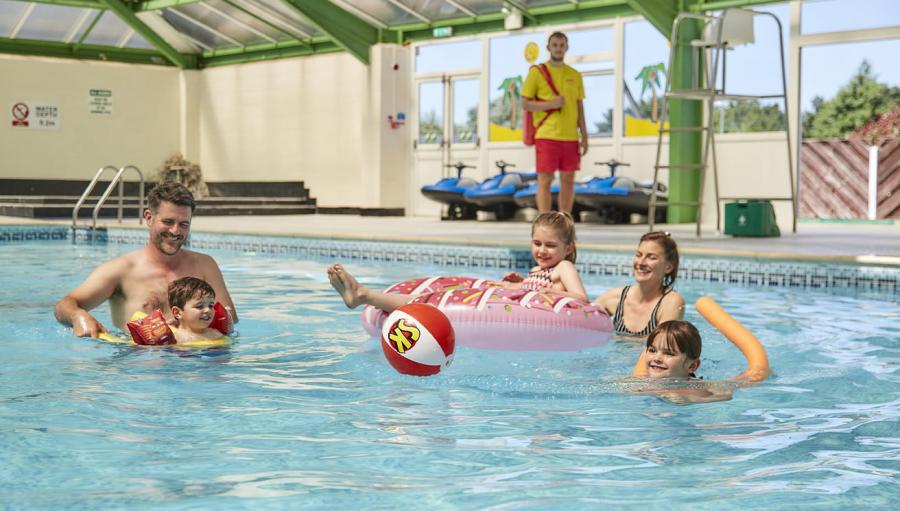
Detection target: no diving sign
<box><xmin>10</xmin><ymin>101</ymin><xmax>61</xmax><ymax>130</ymax></box>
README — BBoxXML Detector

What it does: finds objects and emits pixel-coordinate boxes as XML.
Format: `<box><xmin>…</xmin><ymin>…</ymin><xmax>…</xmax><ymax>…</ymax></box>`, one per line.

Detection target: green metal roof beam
<box><xmin>397</xmin><ymin>1</ymin><xmax>634</xmax><ymax>43</ymax></box>
<box><xmin>689</xmin><ymin>0</ymin><xmax>786</xmax><ymax>11</ymax></box>
<box><xmin>200</xmin><ymin>40</ymin><xmax>343</xmax><ymax>68</ymax></box>
<box><xmin>10</xmin><ymin>0</ymin><xmax>104</xmax><ymax>9</ymax></box>
<box><xmin>0</xmin><ymin>36</ymin><xmax>173</xmax><ymax>65</ymax></box>
<box><xmin>202</xmin><ymin>36</ymin><xmax>333</xmax><ymax>58</ymax></box>
<box><xmin>278</xmin><ymin>0</ymin><xmax>394</xmax><ymax>65</ymax></box>
<box><xmin>98</xmin><ymin>0</ymin><xmax>196</xmax><ymax>68</ymax></box>
<box><xmin>624</xmin><ymin>0</ymin><xmax>679</xmax><ymax>38</ymax></box>
<box><xmin>136</xmin><ymin>0</ymin><xmax>204</xmax><ymax>11</ymax></box>
<box><xmin>390</xmin><ymin>13</ymin><xmax>505</xmax><ymax>33</ymax></box>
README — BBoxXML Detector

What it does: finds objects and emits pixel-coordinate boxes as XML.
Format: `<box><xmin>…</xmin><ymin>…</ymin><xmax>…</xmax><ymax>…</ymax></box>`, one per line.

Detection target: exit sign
<box><xmin>433</xmin><ymin>26</ymin><xmax>453</xmax><ymax>38</ymax></box>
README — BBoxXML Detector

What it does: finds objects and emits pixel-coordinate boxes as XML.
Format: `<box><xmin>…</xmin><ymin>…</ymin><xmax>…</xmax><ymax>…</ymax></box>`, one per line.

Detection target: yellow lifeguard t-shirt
<box><xmin>521</xmin><ymin>62</ymin><xmax>585</xmax><ymax>142</ymax></box>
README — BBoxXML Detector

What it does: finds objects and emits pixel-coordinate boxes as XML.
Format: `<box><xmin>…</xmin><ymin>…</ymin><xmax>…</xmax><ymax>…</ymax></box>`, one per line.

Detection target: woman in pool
<box><xmin>328</xmin><ymin>211</ymin><xmax>589</xmax><ymax>311</ymax></box>
<box><xmin>593</xmin><ymin>231</ymin><xmax>685</xmax><ymax>339</ymax></box>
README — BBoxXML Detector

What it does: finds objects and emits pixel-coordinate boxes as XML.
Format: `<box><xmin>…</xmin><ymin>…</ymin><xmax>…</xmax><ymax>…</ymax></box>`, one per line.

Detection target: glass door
<box><xmin>412</xmin><ymin>73</ymin><xmax>480</xmax><ymax>216</ymax></box>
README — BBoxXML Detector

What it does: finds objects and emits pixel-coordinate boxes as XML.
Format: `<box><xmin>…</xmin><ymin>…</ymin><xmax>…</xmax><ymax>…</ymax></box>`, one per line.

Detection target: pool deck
<box><xmin>5</xmin><ymin>214</ymin><xmax>899</xmax><ymax>266</ymax></box>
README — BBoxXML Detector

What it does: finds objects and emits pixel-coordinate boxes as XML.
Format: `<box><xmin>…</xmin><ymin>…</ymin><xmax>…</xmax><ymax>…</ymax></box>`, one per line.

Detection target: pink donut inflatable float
<box><xmin>361</xmin><ymin>276</ymin><xmax>612</xmax><ymax>351</ymax></box>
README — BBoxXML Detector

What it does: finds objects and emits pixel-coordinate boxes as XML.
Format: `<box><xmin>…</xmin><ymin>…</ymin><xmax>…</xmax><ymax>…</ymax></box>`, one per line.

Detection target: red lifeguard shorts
<box><xmin>535</xmin><ymin>139</ymin><xmax>580</xmax><ymax>173</ymax></box>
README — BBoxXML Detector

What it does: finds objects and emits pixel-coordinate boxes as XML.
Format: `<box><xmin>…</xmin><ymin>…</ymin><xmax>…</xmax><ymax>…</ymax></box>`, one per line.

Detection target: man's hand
<box><xmin>580</xmin><ymin>136</ymin><xmax>589</xmax><ymax>156</ymax></box>
<box><xmin>549</xmin><ymin>95</ymin><xmax>565</xmax><ymax>110</ymax></box>
<box><xmin>72</xmin><ymin>311</ymin><xmax>107</xmax><ymax>338</ymax></box>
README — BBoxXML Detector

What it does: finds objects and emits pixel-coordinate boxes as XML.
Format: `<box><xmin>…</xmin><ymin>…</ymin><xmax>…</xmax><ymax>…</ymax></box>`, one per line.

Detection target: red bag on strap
<box><xmin>208</xmin><ymin>302</ymin><xmax>233</xmax><ymax>335</ymax></box>
<box><xmin>126</xmin><ymin>309</ymin><xmax>176</xmax><ymax>346</ymax></box>
<box><xmin>523</xmin><ymin>63</ymin><xmax>561</xmax><ymax>146</ymax></box>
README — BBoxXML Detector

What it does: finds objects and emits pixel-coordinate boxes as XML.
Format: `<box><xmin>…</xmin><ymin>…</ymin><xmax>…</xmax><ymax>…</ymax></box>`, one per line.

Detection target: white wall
<box><xmin>196</xmin><ymin>51</ymin><xmax>372</xmax><ymax>206</ymax></box>
<box><xmin>0</xmin><ymin>55</ymin><xmax>181</xmax><ymax>181</ymax></box>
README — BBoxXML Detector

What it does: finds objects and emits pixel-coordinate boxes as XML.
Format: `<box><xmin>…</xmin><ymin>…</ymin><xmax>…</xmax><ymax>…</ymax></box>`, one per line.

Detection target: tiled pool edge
<box><xmin>2</xmin><ymin>225</ymin><xmax>898</xmax><ymax>293</ymax></box>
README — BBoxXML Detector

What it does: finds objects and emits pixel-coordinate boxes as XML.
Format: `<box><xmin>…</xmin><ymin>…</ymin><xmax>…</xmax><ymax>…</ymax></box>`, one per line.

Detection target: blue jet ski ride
<box><xmin>574</xmin><ymin>160</ymin><xmax>668</xmax><ymax>224</ymax></box>
<box><xmin>462</xmin><ymin>161</ymin><xmax>536</xmax><ymax>220</ymax></box>
<box><xmin>420</xmin><ymin>161</ymin><xmax>479</xmax><ymax>220</ymax></box>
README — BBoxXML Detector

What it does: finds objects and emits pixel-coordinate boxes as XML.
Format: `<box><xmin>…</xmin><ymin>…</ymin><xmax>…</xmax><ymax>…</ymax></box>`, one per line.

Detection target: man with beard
<box><xmin>55</xmin><ymin>182</ymin><xmax>237</xmax><ymax>337</ymax></box>
<box><xmin>521</xmin><ymin>31</ymin><xmax>588</xmax><ymax>215</ymax></box>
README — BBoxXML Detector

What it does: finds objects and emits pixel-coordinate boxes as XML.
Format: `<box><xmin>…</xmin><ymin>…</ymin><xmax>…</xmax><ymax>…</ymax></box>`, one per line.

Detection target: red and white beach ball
<box><xmin>381</xmin><ymin>304</ymin><xmax>455</xmax><ymax>376</ymax></box>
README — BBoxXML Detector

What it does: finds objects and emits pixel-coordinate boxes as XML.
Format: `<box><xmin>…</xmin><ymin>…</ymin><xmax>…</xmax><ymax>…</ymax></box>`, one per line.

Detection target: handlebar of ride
<box><xmin>594</xmin><ymin>159</ymin><xmax>630</xmax><ymax>177</ymax></box>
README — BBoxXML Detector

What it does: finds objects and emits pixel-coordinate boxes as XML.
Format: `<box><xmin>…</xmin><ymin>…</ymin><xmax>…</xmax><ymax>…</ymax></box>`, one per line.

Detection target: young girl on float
<box><xmin>593</xmin><ymin>231</ymin><xmax>686</xmax><ymax>339</ymax></box>
<box><xmin>327</xmin><ymin>211</ymin><xmax>588</xmax><ymax>312</ymax></box>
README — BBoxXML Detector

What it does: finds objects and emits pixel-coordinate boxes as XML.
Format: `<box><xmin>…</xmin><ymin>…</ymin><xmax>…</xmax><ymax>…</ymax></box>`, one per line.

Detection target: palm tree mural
<box><xmin>497</xmin><ymin>75</ymin><xmax>524</xmax><ymax>129</ymax></box>
<box><xmin>635</xmin><ymin>63</ymin><xmax>666</xmax><ymax>122</ymax></box>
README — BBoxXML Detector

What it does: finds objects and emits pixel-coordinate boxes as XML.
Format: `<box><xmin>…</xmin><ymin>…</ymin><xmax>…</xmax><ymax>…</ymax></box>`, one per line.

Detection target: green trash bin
<box><xmin>724</xmin><ymin>200</ymin><xmax>780</xmax><ymax>237</ymax></box>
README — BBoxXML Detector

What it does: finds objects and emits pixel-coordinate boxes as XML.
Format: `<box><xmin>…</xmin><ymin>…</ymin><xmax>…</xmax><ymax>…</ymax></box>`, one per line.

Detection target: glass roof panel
<box><xmin>16</xmin><ymin>4</ymin><xmax>86</xmax><ymax>41</ymax></box>
<box><xmin>161</xmin><ymin>8</ymin><xmax>236</xmax><ymax>50</ymax></box>
<box><xmin>455</xmin><ymin>0</ymin><xmax>504</xmax><ymax>15</ymax></box>
<box><xmin>345</xmin><ymin>0</ymin><xmax>421</xmax><ymax>26</ymax></box>
<box><xmin>0</xmin><ymin>1</ymin><xmax>28</xmax><ymax>38</ymax></box>
<box><xmin>403</xmin><ymin>0</ymin><xmax>473</xmax><ymax>21</ymax></box>
<box><xmin>206</xmin><ymin>0</ymin><xmax>293</xmax><ymax>43</ymax></box>
<box><xmin>70</xmin><ymin>9</ymin><xmax>101</xmax><ymax>43</ymax></box>
<box><xmin>82</xmin><ymin>10</ymin><xmax>132</xmax><ymax>46</ymax></box>
<box><xmin>178</xmin><ymin>2</ymin><xmax>271</xmax><ymax>46</ymax></box>
<box><xmin>253</xmin><ymin>0</ymin><xmax>324</xmax><ymax>37</ymax></box>
<box><xmin>124</xmin><ymin>32</ymin><xmax>156</xmax><ymax>50</ymax></box>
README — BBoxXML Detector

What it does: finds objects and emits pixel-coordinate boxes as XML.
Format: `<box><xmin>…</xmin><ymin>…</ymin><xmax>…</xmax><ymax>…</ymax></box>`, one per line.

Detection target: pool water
<box><xmin>2</xmin><ymin>241</ymin><xmax>898</xmax><ymax>509</ymax></box>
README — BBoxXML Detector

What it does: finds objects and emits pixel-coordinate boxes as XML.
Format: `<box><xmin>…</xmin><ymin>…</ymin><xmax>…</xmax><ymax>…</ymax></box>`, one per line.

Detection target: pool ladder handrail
<box><xmin>72</xmin><ymin>165</ymin><xmax>145</xmax><ymax>242</ymax></box>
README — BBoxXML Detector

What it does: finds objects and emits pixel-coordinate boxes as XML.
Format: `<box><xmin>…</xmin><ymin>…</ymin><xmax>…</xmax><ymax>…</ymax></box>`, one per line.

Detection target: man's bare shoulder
<box><xmin>95</xmin><ymin>248</ymin><xmax>140</xmax><ymax>277</ymax></box>
<box><xmin>182</xmin><ymin>248</ymin><xmax>216</xmax><ymax>265</ymax></box>
<box><xmin>178</xmin><ymin>249</ymin><xmax>222</xmax><ymax>275</ymax></box>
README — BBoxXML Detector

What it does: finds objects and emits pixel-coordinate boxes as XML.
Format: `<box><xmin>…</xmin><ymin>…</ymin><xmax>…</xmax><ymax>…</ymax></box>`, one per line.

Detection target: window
<box><xmin>711</xmin><ymin>5</ymin><xmax>789</xmax><ymax>133</ymax></box>
<box><xmin>801</xmin><ymin>0</ymin><xmax>900</xmax><ymax>34</ymax></box>
<box><xmin>801</xmin><ymin>39</ymin><xmax>900</xmax><ymax>138</ymax></box>
<box><xmin>418</xmin><ymin>81</ymin><xmax>444</xmax><ymax>145</ymax></box>
<box><xmin>415</xmin><ymin>39</ymin><xmax>481</xmax><ymax>74</ymax></box>
<box><xmin>623</xmin><ymin>20</ymin><xmax>669</xmax><ymax>136</ymax></box>
<box><xmin>488</xmin><ymin>33</ymin><xmax>537</xmax><ymax>142</ymax></box>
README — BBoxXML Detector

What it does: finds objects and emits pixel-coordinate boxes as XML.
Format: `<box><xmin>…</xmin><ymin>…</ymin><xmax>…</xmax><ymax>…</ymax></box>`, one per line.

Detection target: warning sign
<box><xmin>11</xmin><ymin>102</ymin><xmax>28</xmax><ymax>127</ymax></box>
<box><xmin>9</xmin><ymin>101</ymin><xmax>60</xmax><ymax>130</ymax></box>
<box><xmin>89</xmin><ymin>89</ymin><xmax>113</xmax><ymax>115</ymax></box>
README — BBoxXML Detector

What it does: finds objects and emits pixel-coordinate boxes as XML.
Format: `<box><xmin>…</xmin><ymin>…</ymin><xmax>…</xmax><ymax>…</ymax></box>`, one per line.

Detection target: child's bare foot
<box><xmin>327</xmin><ymin>263</ymin><xmax>368</xmax><ymax>309</ymax></box>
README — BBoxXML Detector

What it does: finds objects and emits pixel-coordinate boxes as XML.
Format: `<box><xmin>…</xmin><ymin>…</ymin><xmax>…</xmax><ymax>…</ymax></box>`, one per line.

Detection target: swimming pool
<box><xmin>2</xmin><ymin>228</ymin><xmax>898</xmax><ymax>509</ymax></box>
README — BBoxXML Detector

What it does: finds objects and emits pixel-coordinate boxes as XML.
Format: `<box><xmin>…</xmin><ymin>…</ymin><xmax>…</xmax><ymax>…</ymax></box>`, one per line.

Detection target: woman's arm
<box><xmin>592</xmin><ymin>286</ymin><xmax>623</xmax><ymax>315</ymax></box>
<box><xmin>655</xmin><ymin>291</ymin><xmax>686</xmax><ymax>323</ymax></box>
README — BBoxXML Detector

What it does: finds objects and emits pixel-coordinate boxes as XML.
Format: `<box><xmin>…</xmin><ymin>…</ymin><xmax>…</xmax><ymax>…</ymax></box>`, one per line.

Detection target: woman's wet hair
<box><xmin>533</xmin><ymin>211</ymin><xmax>577</xmax><ymax>263</ymax></box>
<box><xmin>168</xmin><ymin>276</ymin><xmax>215</xmax><ymax>309</ymax></box>
<box><xmin>148</xmin><ymin>181</ymin><xmax>196</xmax><ymax>212</ymax></box>
<box><xmin>639</xmin><ymin>231</ymin><xmax>679</xmax><ymax>288</ymax></box>
<box><xmin>646</xmin><ymin>320</ymin><xmax>702</xmax><ymax>361</ymax></box>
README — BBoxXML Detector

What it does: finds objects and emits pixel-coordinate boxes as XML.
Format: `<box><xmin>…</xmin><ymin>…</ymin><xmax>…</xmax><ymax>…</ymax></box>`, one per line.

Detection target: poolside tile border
<box><xmin>3</xmin><ymin>225</ymin><xmax>897</xmax><ymax>294</ymax></box>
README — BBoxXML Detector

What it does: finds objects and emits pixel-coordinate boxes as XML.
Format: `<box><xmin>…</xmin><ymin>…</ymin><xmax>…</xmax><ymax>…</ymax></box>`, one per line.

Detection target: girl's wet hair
<box><xmin>639</xmin><ymin>231</ymin><xmax>679</xmax><ymax>288</ymax></box>
<box><xmin>646</xmin><ymin>320</ymin><xmax>701</xmax><ymax>361</ymax></box>
<box><xmin>533</xmin><ymin>211</ymin><xmax>577</xmax><ymax>263</ymax></box>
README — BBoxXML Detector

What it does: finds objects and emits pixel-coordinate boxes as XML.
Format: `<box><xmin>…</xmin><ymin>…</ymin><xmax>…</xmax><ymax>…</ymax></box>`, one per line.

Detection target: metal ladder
<box><xmin>648</xmin><ymin>8</ymin><xmax>796</xmax><ymax>236</ymax></box>
<box><xmin>72</xmin><ymin>165</ymin><xmax>145</xmax><ymax>242</ymax></box>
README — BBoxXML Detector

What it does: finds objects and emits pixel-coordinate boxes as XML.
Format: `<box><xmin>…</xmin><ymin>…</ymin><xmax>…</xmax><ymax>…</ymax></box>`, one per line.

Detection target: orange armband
<box><xmin>208</xmin><ymin>302</ymin><xmax>233</xmax><ymax>335</ymax></box>
<box><xmin>126</xmin><ymin>309</ymin><xmax>176</xmax><ymax>346</ymax></box>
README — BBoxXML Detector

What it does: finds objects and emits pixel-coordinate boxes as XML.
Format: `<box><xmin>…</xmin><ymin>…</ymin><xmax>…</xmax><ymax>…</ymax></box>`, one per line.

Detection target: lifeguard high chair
<box><xmin>648</xmin><ymin>8</ymin><xmax>796</xmax><ymax>236</ymax></box>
